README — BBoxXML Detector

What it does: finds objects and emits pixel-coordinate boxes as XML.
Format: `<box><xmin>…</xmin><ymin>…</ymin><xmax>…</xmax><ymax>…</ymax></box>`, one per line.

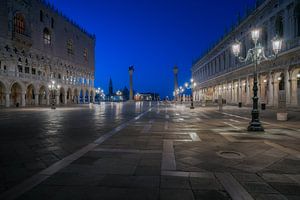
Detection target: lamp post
<box><xmin>96</xmin><ymin>88</ymin><xmax>101</xmax><ymax>104</ymax></box>
<box><xmin>48</xmin><ymin>80</ymin><xmax>60</xmax><ymax>109</ymax></box>
<box><xmin>185</xmin><ymin>78</ymin><xmax>197</xmax><ymax>109</ymax></box>
<box><xmin>231</xmin><ymin>29</ymin><xmax>282</xmax><ymax>131</ymax></box>
<box><xmin>116</xmin><ymin>90</ymin><xmax>123</xmax><ymax>102</ymax></box>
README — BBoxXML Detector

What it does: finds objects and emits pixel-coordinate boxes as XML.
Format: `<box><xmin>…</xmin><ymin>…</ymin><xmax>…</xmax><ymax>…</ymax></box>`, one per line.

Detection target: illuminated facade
<box><xmin>0</xmin><ymin>0</ymin><xmax>96</xmax><ymax>107</ymax></box>
<box><xmin>192</xmin><ymin>0</ymin><xmax>300</xmax><ymax>108</ymax></box>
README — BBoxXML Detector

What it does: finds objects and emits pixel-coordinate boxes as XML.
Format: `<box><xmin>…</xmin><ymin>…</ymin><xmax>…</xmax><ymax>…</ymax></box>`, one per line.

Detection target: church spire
<box><xmin>108</xmin><ymin>77</ymin><xmax>113</xmax><ymax>96</ymax></box>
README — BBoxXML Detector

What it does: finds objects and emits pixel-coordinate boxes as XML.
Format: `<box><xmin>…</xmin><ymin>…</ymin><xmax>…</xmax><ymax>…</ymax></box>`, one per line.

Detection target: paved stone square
<box><xmin>0</xmin><ymin>102</ymin><xmax>300</xmax><ymax>200</ymax></box>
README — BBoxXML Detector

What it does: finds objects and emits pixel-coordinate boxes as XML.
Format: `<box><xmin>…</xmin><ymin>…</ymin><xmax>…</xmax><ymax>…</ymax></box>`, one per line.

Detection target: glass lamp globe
<box><xmin>251</xmin><ymin>29</ymin><xmax>260</xmax><ymax>43</ymax></box>
<box><xmin>272</xmin><ymin>37</ymin><xmax>282</xmax><ymax>55</ymax></box>
<box><xmin>232</xmin><ymin>41</ymin><xmax>241</xmax><ymax>57</ymax></box>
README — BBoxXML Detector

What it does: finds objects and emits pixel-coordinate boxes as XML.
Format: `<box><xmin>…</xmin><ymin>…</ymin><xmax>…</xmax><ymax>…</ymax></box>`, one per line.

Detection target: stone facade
<box><xmin>0</xmin><ymin>0</ymin><xmax>96</xmax><ymax>107</ymax></box>
<box><xmin>192</xmin><ymin>0</ymin><xmax>300</xmax><ymax>108</ymax></box>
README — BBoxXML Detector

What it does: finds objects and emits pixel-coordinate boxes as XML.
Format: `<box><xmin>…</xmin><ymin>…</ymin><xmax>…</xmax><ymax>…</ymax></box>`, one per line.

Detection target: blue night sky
<box><xmin>48</xmin><ymin>0</ymin><xmax>255</xmax><ymax>98</ymax></box>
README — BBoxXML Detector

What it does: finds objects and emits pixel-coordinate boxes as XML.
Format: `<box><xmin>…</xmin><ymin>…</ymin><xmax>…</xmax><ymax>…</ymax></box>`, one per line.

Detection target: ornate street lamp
<box><xmin>48</xmin><ymin>80</ymin><xmax>61</xmax><ymax>109</ymax></box>
<box><xmin>96</xmin><ymin>87</ymin><xmax>101</xmax><ymax>104</ymax></box>
<box><xmin>185</xmin><ymin>78</ymin><xmax>197</xmax><ymax>109</ymax></box>
<box><xmin>231</xmin><ymin>29</ymin><xmax>282</xmax><ymax>131</ymax></box>
<box><xmin>116</xmin><ymin>90</ymin><xmax>123</xmax><ymax>101</ymax></box>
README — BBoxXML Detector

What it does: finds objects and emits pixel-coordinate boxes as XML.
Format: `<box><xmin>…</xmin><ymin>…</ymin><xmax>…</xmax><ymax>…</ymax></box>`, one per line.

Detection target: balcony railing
<box><xmin>12</xmin><ymin>31</ymin><xmax>32</xmax><ymax>47</ymax></box>
<box><xmin>0</xmin><ymin>69</ymin><xmax>93</xmax><ymax>88</ymax></box>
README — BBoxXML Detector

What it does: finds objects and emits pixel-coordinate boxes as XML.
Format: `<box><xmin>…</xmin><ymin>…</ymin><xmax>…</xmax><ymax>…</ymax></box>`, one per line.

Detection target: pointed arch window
<box><xmin>14</xmin><ymin>13</ymin><xmax>25</xmax><ymax>34</ymax></box>
<box><xmin>83</xmin><ymin>48</ymin><xmax>88</xmax><ymax>61</ymax></box>
<box><xmin>43</xmin><ymin>28</ymin><xmax>51</xmax><ymax>45</ymax></box>
<box><xmin>67</xmin><ymin>40</ymin><xmax>73</xmax><ymax>55</ymax></box>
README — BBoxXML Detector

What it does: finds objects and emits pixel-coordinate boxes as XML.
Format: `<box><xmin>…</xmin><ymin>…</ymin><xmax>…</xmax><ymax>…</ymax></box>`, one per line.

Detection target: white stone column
<box><xmin>284</xmin><ymin>69</ymin><xmax>291</xmax><ymax>105</ymax></box>
<box><xmin>56</xmin><ymin>95</ymin><xmax>59</xmax><ymax>105</ymax></box>
<box><xmin>273</xmin><ymin>80</ymin><xmax>279</xmax><ymax>108</ymax></box>
<box><xmin>267</xmin><ymin>73</ymin><xmax>274</xmax><ymax>106</ymax></box>
<box><xmin>35</xmin><ymin>94</ymin><xmax>39</xmax><ymax>106</ymax></box>
<box><xmin>238</xmin><ymin>79</ymin><xmax>241</xmax><ymax>103</ymax></box>
<box><xmin>64</xmin><ymin>95</ymin><xmax>67</xmax><ymax>105</ymax></box>
<box><xmin>5</xmin><ymin>93</ymin><xmax>10</xmax><ymax>107</ymax></box>
<box><xmin>92</xmin><ymin>94</ymin><xmax>95</xmax><ymax>103</ymax></box>
<box><xmin>87</xmin><ymin>94</ymin><xmax>90</xmax><ymax>103</ymax></box>
<box><xmin>257</xmin><ymin>74</ymin><xmax>260</xmax><ymax>100</ymax></box>
<box><xmin>21</xmin><ymin>92</ymin><xmax>26</xmax><ymax>107</ymax></box>
<box><xmin>83</xmin><ymin>94</ymin><xmax>85</xmax><ymax>104</ymax></box>
<box><xmin>46</xmin><ymin>94</ymin><xmax>50</xmax><ymax>105</ymax></box>
<box><xmin>231</xmin><ymin>81</ymin><xmax>234</xmax><ymax>103</ymax></box>
<box><xmin>291</xmin><ymin>79</ymin><xmax>298</xmax><ymax>106</ymax></box>
<box><xmin>246</xmin><ymin>76</ymin><xmax>250</xmax><ymax>105</ymax></box>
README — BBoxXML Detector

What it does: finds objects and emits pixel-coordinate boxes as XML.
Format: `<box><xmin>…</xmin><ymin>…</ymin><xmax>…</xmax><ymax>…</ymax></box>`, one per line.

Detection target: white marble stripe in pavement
<box><xmin>264</xmin><ymin>141</ymin><xmax>300</xmax><ymax>159</ymax></box>
<box><xmin>188</xmin><ymin>132</ymin><xmax>201</xmax><ymax>141</ymax></box>
<box><xmin>93</xmin><ymin>148</ymin><xmax>161</xmax><ymax>154</ymax></box>
<box><xmin>215</xmin><ymin>172</ymin><xmax>254</xmax><ymax>200</ymax></box>
<box><xmin>141</xmin><ymin>119</ymin><xmax>154</xmax><ymax>133</ymax></box>
<box><xmin>161</xmin><ymin>170</ymin><xmax>254</xmax><ymax>200</ymax></box>
<box><xmin>164</xmin><ymin>121</ymin><xmax>169</xmax><ymax>130</ymax></box>
<box><xmin>228</xmin><ymin>119</ymin><xmax>240</xmax><ymax>123</ymax></box>
<box><xmin>161</xmin><ymin>170</ymin><xmax>214</xmax><ymax>178</ymax></box>
<box><xmin>161</xmin><ymin>140</ymin><xmax>176</xmax><ymax>171</ymax></box>
<box><xmin>198</xmin><ymin>112</ymin><xmax>210</xmax><ymax>119</ymax></box>
<box><xmin>0</xmin><ymin>108</ymin><xmax>152</xmax><ymax>200</ymax></box>
<box><xmin>196</xmin><ymin>117</ymin><xmax>202</xmax><ymax>122</ymax></box>
<box><xmin>285</xmin><ymin>174</ymin><xmax>300</xmax><ymax>184</ymax></box>
<box><xmin>223</xmin><ymin>122</ymin><xmax>241</xmax><ymax>130</ymax></box>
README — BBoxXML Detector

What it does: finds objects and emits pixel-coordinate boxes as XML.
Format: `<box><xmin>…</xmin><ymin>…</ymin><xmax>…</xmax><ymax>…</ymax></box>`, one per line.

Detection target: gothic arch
<box><xmin>10</xmin><ymin>82</ymin><xmax>23</xmax><ymax>106</ymax></box>
<box><xmin>59</xmin><ymin>87</ymin><xmax>65</xmax><ymax>104</ymax></box>
<box><xmin>0</xmin><ymin>80</ymin><xmax>6</xmax><ymax>106</ymax></box>
<box><xmin>66</xmin><ymin>88</ymin><xmax>72</xmax><ymax>104</ymax></box>
<box><xmin>26</xmin><ymin>84</ymin><xmax>36</xmax><ymax>105</ymax></box>
<box><xmin>39</xmin><ymin>85</ymin><xmax>47</xmax><ymax>105</ymax></box>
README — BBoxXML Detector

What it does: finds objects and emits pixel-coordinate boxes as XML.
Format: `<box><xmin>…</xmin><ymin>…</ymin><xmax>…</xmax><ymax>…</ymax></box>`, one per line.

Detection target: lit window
<box><xmin>43</xmin><ymin>28</ymin><xmax>51</xmax><ymax>45</ymax></box>
<box><xmin>14</xmin><ymin>13</ymin><xmax>25</xmax><ymax>34</ymax></box>
<box><xmin>67</xmin><ymin>40</ymin><xmax>73</xmax><ymax>55</ymax></box>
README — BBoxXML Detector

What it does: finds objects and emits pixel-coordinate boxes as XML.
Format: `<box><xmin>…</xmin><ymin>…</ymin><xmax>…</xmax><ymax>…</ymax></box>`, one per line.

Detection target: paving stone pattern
<box><xmin>0</xmin><ymin>103</ymin><xmax>300</xmax><ymax>200</ymax></box>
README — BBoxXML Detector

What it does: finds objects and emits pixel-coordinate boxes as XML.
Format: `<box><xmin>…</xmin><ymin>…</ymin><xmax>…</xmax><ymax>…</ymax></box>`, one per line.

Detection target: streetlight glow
<box><xmin>231</xmin><ymin>27</ymin><xmax>282</xmax><ymax>132</ymax></box>
<box><xmin>251</xmin><ymin>29</ymin><xmax>260</xmax><ymax>43</ymax></box>
<box><xmin>232</xmin><ymin>41</ymin><xmax>241</xmax><ymax>57</ymax></box>
<box><xmin>272</xmin><ymin>36</ymin><xmax>283</xmax><ymax>55</ymax></box>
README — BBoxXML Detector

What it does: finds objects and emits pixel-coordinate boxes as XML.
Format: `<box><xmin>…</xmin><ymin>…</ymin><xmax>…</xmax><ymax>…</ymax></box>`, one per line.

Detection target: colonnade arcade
<box><xmin>193</xmin><ymin>67</ymin><xmax>300</xmax><ymax>107</ymax></box>
<box><xmin>0</xmin><ymin>81</ymin><xmax>95</xmax><ymax>107</ymax></box>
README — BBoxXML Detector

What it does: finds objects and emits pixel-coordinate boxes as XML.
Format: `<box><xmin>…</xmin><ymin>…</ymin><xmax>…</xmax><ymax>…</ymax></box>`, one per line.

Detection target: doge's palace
<box><xmin>0</xmin><ymin>0</ymin><xmax>96</xmax><ymax>107</ymax></box>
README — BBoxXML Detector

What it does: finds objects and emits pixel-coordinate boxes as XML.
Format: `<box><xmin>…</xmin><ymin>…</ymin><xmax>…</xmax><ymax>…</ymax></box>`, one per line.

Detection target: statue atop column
<box><xmin>173</xmin><ymin>65</ymin><xmax>179</xmax><ymax>100</ymax></box>
<box><xmin>129</xmin><ymin>66</ymin><xmax>134</xmax><ymax>101</ymax></box>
